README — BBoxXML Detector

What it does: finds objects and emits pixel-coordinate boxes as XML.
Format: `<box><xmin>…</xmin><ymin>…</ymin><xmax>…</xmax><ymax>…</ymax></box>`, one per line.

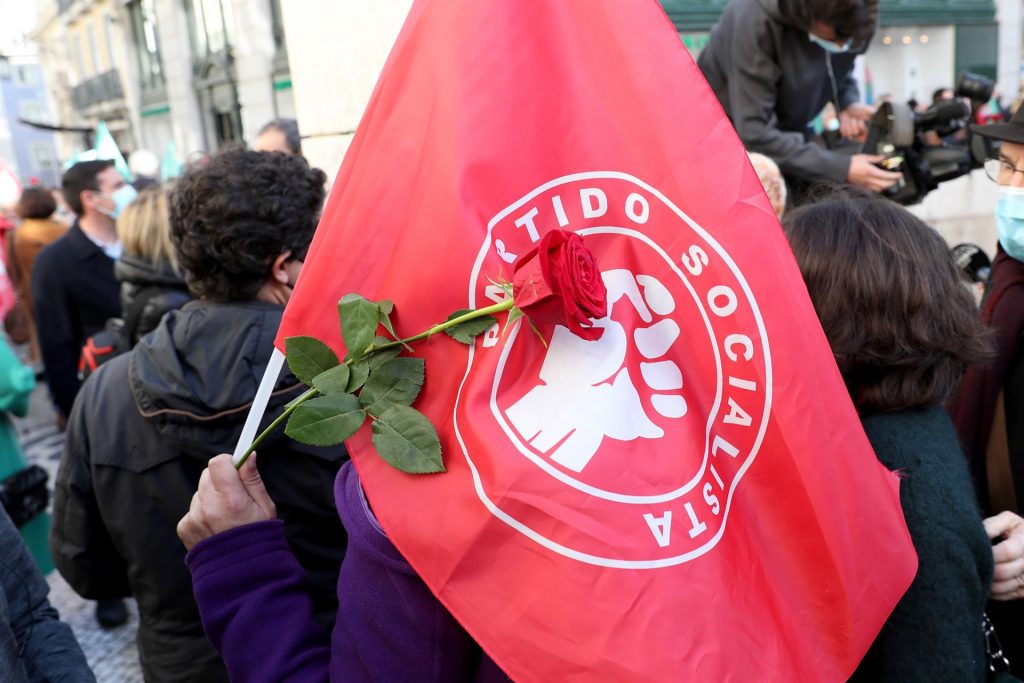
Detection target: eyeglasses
<box><xmin>984</xmin><ymin>158</ymin><xmax>1024</xmax><ymax>184</ymax></box>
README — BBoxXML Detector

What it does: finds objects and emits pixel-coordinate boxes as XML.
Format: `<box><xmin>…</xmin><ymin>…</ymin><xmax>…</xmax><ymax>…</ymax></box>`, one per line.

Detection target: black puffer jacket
<box><xmin>52</xmin><ymin>301</ymin><xmax>347</xmax><ymax>683</ymax></box>
<box><xmin>114</xmin><ymin>254</ymin><xmax>191</xmax><ymax>346</ymax></box>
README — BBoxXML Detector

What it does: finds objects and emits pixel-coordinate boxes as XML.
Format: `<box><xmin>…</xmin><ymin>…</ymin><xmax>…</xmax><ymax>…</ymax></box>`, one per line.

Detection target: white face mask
<box><xmin>808</xmin><ymin>31</ymin><xmax>852</xmax><ymax>54</ymax></box>
<box><xmin>95</xmin><ymin>184</ymin><xmax>138</xmax><ymax>220</ymax></box>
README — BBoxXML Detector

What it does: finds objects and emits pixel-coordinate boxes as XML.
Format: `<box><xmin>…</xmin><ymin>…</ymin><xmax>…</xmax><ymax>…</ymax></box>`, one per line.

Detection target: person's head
<box><xmin>804</xmin><ymin>0</ymin><xmax>878</xmax><ymax>50</ymax></box>
<box><xmin>15</xmin><ymin>187</ymin><xmax>57</xmax><ymax>220</ymax></box>
<box><xmin>783</xmin><ymin>188</ymin><xmax>990</xmax><ymax>415</ymax></box>
<box><xmin>932</xmin><ymin>87</ymin><xmax>954</xmax><ymax>104</ymax></box>
<box><xmin>169</xmin><ymin>147</ymin><xmax>327</xmax><ymax>303</ymax></box>
<box><xmin>117</xmin><ymin>187</ymin><xmax>178</xmax><ymax>272</ymax></box>
<box><xmin>747</xmin><ymin>152</ymin><xmax>788</xmax><ymax>219</ymax></box>
<box><xmin>974</xmin><ymin>107</ymin><xmax>1024</xmax><ymax>260</ymax></box>
<box><xmin>61</xmin><ymin>159</ymin><xmax>133</xmax><ymax>221</ymax></box>
<box><xmin>253</xmin><ymin>118</ymin><xmax>301</xmax><ymax>155</ymax></box>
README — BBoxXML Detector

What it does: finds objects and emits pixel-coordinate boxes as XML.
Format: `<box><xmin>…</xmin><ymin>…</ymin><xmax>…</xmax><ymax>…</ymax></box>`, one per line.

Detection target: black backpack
<box><xmin>78</xmin><ymin>286</ymin><xmax>162</xmax><ymax>382</ymax></box>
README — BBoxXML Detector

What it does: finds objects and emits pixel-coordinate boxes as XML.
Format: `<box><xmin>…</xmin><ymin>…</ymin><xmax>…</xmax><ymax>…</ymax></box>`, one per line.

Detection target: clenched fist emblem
<box><xmin>506</xmin><ymin>269</ymin><xmax>686</xmax><ymax>472</ymax></box>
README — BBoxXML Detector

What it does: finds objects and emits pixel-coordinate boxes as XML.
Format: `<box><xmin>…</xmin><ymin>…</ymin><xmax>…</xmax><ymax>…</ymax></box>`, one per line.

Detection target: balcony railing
<box><xmin>71</xmin><ymin>69</ymin><xmax>123</xmax><ymax>110</ymax></box>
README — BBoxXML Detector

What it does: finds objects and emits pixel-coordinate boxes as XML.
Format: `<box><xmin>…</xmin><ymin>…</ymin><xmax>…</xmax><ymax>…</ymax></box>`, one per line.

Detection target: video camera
<box><xmin>861</xmin><ymin>72</ymin><xmax>998</xmax><ymax>205</ymax></box>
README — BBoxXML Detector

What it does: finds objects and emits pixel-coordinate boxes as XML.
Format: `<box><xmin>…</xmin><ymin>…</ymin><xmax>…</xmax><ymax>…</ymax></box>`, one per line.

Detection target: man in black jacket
<box><xmin>698</xmin><ymin>0</ymin><xmax>902</xmax><ymax>195</ymax></box>
<box><xmin>51</xmin><ymin>149</ymin><xmax>344</xmax><ymax>682</ymax></box>
<box><xmin>31</xmin><ymin>160</ymin><xmax>133</xmax><ymax>422</ymax></box>
<box><xmin>32</xmin><ymin>159</ymin><xmax>134</xmax><ymax>629</ymax></box>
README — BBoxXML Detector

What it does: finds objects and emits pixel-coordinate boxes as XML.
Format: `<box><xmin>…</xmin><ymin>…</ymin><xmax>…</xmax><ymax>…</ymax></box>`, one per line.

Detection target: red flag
<box><xmin>279</xmin><ymin>1</ymin><xmax>917</xmax><ymax>679</ymax></box>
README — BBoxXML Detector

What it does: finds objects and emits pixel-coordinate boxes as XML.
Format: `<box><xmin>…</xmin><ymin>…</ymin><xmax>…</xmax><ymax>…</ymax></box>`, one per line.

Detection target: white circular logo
<box><xmin>453</xmin><ymin>172</ymin><xmax>772</xmax><ymax>568</ymax></box>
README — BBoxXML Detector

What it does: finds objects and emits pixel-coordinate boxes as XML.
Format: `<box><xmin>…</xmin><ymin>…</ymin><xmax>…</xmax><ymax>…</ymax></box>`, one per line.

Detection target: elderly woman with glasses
<box><xmin>952</xmin><ymin>104</ymin><xmax>1024</xmax><ymax>676</ymax></box>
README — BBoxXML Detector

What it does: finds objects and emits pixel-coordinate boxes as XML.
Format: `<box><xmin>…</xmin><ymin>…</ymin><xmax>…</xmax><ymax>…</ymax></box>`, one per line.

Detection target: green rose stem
<box><xmin>235</xmin><ymin>298</ymin><xmax>516</xmax><ymax>470</ymax></box>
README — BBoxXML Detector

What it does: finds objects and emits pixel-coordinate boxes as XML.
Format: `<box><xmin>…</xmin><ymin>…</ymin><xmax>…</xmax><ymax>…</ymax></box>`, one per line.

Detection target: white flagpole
<box><xmin>232</xmin><ymin>347</ymin><xmax>286</xmax><ymax>465</ymax></box>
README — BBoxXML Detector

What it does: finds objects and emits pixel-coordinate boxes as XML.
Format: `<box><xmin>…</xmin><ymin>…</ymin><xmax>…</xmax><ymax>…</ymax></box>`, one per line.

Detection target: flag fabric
<box><xmin>93</xmin><ymin>121</ymin><xmax>133</xmax><ymax>181</ymax></box>
<box><xmin>277</xmin><ymin>1</ymin><xmax>917</xmax><ymax>679</ymax></box>
<box><xmin>0</xmin><ymin>156</ymin><xmax>21</xmax><ymax>208</ymax></box>
<box><xmin>863</xmin><ymin>64</ymin><xmax>874</xmax><ymax>106</ymax></box>
<box><xmin>160</xmin><ymin>141</ymin><xmax>182</xmax><ymax>181</ymax></box>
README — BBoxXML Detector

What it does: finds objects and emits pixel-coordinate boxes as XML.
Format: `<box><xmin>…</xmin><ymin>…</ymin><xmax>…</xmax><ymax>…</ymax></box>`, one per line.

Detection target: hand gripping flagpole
<box><xmin>232</xmin><ymin>347</ymin><xmax>286</xmax><ymax>466</ymax></box>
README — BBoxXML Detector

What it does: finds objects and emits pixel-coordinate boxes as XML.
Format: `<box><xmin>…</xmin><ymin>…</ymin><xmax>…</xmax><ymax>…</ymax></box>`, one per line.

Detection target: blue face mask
<box><xmin>996</xmin><ymin>187</ymin><xmax>1024</xmax><ymax>261</ymax></box>
<box><xmin>808</xmin><ymin>31</ymin><xmax>852</xmax><ymax>54</ymax></box>
<box><xmin>98</xmin><ymin>184</ymin><xmax>138</xmax><ymax>220</ymax></box>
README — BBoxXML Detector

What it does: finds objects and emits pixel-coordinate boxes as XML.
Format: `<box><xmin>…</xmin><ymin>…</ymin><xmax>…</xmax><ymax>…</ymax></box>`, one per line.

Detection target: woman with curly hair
<box><xmin>783</xmin><ymin>189</ymin><xmax>1004</xmax><ymax>681</ymax></box>
<box><xmin>50</xmin><ymin>148</ymin><xmax>345</xmax><ymax>683</ymax></box>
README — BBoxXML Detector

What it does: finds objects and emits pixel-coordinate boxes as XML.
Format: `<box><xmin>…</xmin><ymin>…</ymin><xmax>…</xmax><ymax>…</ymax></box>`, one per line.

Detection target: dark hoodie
<box><xmin>51</xmin><ymin>301</ymin><xmax>347</xmax><ymax>683</ymax></box>
<box><xmin>697</xmin><ymin>0</ymin><xmax>873</xmax><ymax>184</ymax></box>
<box><xmin>114</xmin><ymin>254</ymin><xmax>191</xmax><ymax>346</ymax></box>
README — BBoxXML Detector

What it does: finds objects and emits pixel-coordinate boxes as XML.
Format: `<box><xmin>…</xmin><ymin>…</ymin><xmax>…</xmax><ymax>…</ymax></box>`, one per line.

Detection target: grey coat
<box><xmin>697</xmin><ymin>0</ymin><xmax>870</xmax><ymax>184</ymax></box>
<box><xmin>0</xmin><ymin>505</ymin><xmax>94</xmax><ymax>682</ymax></box>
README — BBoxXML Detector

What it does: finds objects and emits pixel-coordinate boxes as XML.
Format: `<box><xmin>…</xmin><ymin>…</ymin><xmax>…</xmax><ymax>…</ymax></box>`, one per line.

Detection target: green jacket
<box><xmin>0</xmin><ymin>337</ymin><xmax>51</xmax><ymax>575</ymax></box>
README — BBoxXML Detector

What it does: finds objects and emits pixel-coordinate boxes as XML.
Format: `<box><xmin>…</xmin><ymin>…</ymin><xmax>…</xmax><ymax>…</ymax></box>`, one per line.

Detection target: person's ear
<box><xmin>80</xmin><ymin>189</ymin><xmax>96</xmax><ymax>214</ymax></box>
<box><xmin>270</xmin><ymin>251</ymin><xmax>293</xmax><ymax>285</ymax></box>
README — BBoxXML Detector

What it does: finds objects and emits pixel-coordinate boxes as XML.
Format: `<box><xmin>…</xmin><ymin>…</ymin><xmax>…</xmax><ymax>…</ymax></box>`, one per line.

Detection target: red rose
<box><xmin>511</xmin><ymin>230</ymin><xmax>608</xmax><ymax>340</ymax></box>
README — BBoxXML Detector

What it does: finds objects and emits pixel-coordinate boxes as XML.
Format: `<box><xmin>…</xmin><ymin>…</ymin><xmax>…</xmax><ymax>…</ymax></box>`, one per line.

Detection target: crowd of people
<box><xmin>0</xmin><ymin>0</ymin><xmax>1023</xmax><ymax>680</ymax></box>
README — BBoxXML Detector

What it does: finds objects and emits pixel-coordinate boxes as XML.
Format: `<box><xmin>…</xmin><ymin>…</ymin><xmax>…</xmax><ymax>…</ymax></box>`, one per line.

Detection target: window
<box><xmin>87</xmin><ymin>24</ymin><xmax>100</xmax><ymax>74</ymax></box>
<box><xmin>70</xmin><ymin>35</ymin><xmax>86</xmax><ymax>81</ymax></box>
<box><xmin>186</xmin><ymin>0</ymin><xmax>235</xmax><ymax>57</ymax></box>
<box><xmin>129</xmin><ymin>0</ymin><xmax>165</xmax><ymax>90</ymax></box>
<box><xmin>19</xmin><ymin>101</ymin><xmax>44</xmax><ymax>122</ymax></box>
<box><xmin>30</xmin><ymin>142</ymin><xmax>56</xmax><ymax>168</ymax></box>
<box><xmin>12</xmin><ymin>65</ymin><xmax>36</xmax><ymax>86</ymax></box>
<box><xmin>0</xmin><ymin>58</ymin><xmax>10</xmax><ymax>80</ymax></box>
<box><xmin>104</xmin><ymin>15</ymin><xmax>118</xmax><ymax>68</ymax></box>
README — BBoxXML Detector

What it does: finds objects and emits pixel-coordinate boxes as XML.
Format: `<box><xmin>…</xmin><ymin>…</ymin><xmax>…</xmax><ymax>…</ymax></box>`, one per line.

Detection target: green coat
<box><xmin>0</xmin><ymin>337</ymin><xmax>52</xmax><ymax>575</ymax></box>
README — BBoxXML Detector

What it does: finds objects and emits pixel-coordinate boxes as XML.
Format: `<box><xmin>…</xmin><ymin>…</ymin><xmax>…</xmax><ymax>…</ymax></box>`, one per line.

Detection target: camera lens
<box><xmin>956</xmin><ymin>71</ymin><xmax>995</xmax><ymax>102</ymax></box>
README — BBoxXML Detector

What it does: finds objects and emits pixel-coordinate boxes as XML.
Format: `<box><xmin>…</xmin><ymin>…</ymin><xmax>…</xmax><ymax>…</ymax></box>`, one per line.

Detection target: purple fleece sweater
<box><xmin>186</xmin><ymin>461</ymin><xmax>510</xmax><ymax>682</ymax></box>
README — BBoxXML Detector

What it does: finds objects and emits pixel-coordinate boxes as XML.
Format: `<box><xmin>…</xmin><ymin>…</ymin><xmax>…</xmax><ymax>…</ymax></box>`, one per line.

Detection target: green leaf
<box><xmin>286</xmin><ymin>336</ymin><xmax>339</xmax><ymax>386</ymax></box>
<box><xmin>376</xmin><ymin>300</ymin><xmax>412</xmax><ymax>351</ymax></box>
<box><xmin>359</xmin><ymin>357</ymin><xmax>425</xmax><ymax>417</ymax></box>
<box><xmin>311</xmin><ymin>364</ymin><xmax>351</xmax><ymax>395</ymax></box>
<box><xmin>376</xmin><ymin>300</ymin><xmax>396</xmax><ymax>337</ymax></box>
<box><xmin>346</xmin><ymin>361</ymin><xmax>370</xmax><ymax>392</ymax></box>
<box><xmin>444</xmin><ymin>309</ymin><xmax>498</xmax><ymax>345</ymax></box>
<box><xmin>371</xmin><ymin>405</ymin><xmax>444</xmax><ymax>473</ymax></box>
<box><xmin>502</xmin><ymin>306</ymin><xmax>525</xmax><ymax>339</ymax></box>
<box><xmin>285</xmin><ymin>394</ymin><xmax>366</xmax><ymax>446</ymax></box>
<box><xmin>339</xmin><ymin>294</ymin><xmax>380</xmax><ymax>362</ymax></box>
<box><xmin>365</xmin><ymin>336</ymin><xmax>402</xmax><ymax>371</ymax></box>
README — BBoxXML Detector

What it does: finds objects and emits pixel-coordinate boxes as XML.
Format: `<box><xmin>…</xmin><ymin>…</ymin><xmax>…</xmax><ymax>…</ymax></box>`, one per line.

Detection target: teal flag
<box><xmin>93</xmin><ymin>121</ymin><xmax>133</xmax><ymax>181</ymax></box>
<box><xmin>160</xmin><ymin>141</ymin><xmax>183</xmax><ymax>181</ymax></box>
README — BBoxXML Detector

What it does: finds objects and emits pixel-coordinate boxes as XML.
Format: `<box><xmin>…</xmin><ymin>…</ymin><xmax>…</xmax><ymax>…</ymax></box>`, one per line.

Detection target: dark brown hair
<box><xmin>169</xmin><ymin>146</ymin><xmax>326</xmax><ymax>301</ymax></box>
<box><xmin>783</xmin><ymin>188</ymin><xmax>991</xmax><ymax>415</ymax></box>
<box><xmin>792</xmin><ymin>0</ymin><xmax>879</xmax><ymax>49</ymax></box>
<box><xmin>15</xmin><ymin>187</ymin><xmax>57</xmax><ymax>220</ymax></box>
<box><xmin>61</xmin><ymin>159</ymin><xmax>115</xmax><ymax>216</ymax></box>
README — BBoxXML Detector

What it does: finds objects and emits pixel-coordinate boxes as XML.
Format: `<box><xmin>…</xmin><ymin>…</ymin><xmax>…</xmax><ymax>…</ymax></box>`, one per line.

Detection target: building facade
<box><xmin>0</xmin><ymin>41</ymin><xmax>60</xmax><ymax>188</ymax></box>
<box><xmin>31</xmin><ymin>0</ymin><xmax>294</xmax><ymax>166</ymax></box>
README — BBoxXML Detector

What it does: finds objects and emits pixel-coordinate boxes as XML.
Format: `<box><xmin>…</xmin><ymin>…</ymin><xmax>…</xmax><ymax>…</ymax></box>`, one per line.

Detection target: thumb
<box><xmin>861</xmin><ymin>154</ymin><xmax>885</xmax><ymax>162</ymax></box>
<box><xmin>239</xmin><ymin>454</ymin><xmax>276</xmax><ymax>519</ymax></box>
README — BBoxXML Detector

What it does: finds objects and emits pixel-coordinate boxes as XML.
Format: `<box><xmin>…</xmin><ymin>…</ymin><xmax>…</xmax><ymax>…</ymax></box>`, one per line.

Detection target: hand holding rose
<box><xmin>178</xmin><ymin>454</ymin><xmax>277</xmax><ymax>550</ymax></box>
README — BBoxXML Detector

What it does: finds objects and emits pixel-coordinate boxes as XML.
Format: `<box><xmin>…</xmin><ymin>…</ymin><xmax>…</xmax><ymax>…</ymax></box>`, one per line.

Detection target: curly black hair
<box><xmin>168</xmin><ymin>147</ymin><xmax>327</xmax><ymax>302</ymax></box>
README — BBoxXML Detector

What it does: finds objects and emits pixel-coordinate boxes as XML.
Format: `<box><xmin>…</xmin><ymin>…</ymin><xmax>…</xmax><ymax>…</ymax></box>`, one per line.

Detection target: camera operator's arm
<box><xmin>722</xmin><ymin>19</ymin><xmax>851</xmax><ymax>185</ymax></box>
<box><xmin>837</xmin><ymin>74</ymin><xmax>872</xmax><ymax>140</ymax></box>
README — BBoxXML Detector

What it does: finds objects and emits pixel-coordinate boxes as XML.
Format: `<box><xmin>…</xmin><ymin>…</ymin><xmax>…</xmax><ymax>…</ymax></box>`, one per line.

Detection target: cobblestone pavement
<box><xmin>13</xmin><ymin>375</ymin><xmax>144</xmax><ymax>682</ymax></box>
